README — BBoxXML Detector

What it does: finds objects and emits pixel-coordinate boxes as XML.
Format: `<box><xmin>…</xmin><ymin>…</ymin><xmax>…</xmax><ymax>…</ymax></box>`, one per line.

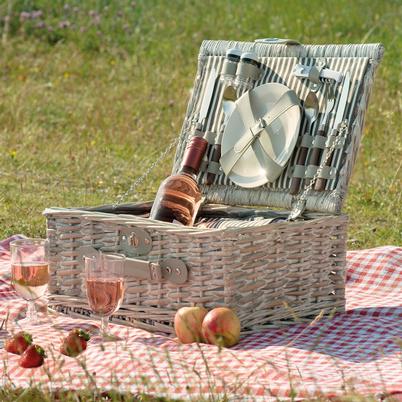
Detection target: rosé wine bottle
<box><xmin>149</xmin><ymin>136</ymin><xmax>207</xmax><ymax>226</ymax></box>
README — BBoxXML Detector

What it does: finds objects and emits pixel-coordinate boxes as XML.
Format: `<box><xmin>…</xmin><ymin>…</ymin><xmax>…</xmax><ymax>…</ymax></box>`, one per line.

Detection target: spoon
<box><xmin>289</xmin><ymin>90</ymin><xmax>319</xmax><ymax>195</ymax></box>
<box><xmin>205</xmin><ymin>85</ymin><xmax>238</xmax><ymax>185</ymax></box>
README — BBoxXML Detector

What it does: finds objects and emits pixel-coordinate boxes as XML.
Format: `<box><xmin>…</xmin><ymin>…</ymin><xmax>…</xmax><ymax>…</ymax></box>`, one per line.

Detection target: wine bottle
<box><xmin>149</xmin><ymin>136</ymin><xmax>207</xmax><ymax>226</ymax></box>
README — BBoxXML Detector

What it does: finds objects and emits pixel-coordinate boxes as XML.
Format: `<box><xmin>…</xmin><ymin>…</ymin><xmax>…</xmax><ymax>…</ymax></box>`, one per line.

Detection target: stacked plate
<box><xmin>220</xmin><ymin>83</ymin><xmax>301</xmax><ymax>188</ymax></box>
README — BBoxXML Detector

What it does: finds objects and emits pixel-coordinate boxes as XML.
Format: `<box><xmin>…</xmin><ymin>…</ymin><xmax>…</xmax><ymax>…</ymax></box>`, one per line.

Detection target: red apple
<box><xmin>174</xmin><ymin>306</ymin><xmax>208</xmax><ymax>344</ymax></box>
<box><xmin>202</xmin><ymin>307</ymin><xmax>241</xmax><ymax>347</ymax></box>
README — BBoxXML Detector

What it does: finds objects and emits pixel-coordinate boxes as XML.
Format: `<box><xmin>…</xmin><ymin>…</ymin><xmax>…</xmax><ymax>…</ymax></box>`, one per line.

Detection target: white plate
<box><xmin>220</xmin><ymin>83</ymin><xmax>301</xmax><ymax>188</ymax></box>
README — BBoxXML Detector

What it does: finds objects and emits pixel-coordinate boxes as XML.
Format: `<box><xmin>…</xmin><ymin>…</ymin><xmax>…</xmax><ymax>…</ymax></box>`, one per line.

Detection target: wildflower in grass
<box><xmin>59</xmin><ymin>20</ymin><xmax>71</xmax><ymax>29</ymax></box>
<box><xmin>92</xmin><ymin>15</ymin><xmax>101</xmax><ymax>26</ymax></box>
<box><xmin>36</xmin><ymin>21</ymin><xmax>46</xmax><ymax>30</ymax></box>
<box><xmin>19</xmin><ymin>12</ymin><xmax>30</xmax><ymax>22</ymax></box>
<box><xmin>31</xmin><ymin>10</ymin><xmax>43</xmax><ymax>19</ymax></box>
<box><xmin>9</xmin><ymin>150</ymin><xmax>17</xmax><ymax>159</ymax></box>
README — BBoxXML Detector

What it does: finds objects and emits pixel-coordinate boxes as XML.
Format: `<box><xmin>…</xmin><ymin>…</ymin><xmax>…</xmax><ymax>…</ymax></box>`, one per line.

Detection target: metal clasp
<box><xmin>119</xmin><ymin>227</ymin><xmax>152</xmax><ymax>256</ymax></box>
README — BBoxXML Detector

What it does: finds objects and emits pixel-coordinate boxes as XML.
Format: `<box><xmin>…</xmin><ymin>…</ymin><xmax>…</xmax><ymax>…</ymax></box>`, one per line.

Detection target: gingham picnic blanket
<box><xmin>1</xmin><ymin>235</ymin><xmax>401</xmax><ymax>401</ymax></box>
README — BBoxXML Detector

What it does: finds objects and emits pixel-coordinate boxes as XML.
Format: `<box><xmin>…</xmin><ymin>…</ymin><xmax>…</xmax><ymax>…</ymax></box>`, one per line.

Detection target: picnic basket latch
<box><xmin>76</xmin><ymin>245</ymin><xmax>188</xmax><ymax>285</ymax></box>
<box><xmin>119</xmin><ymin>227</ymin><xmax>153</xmax><ymax>256</ymax></box>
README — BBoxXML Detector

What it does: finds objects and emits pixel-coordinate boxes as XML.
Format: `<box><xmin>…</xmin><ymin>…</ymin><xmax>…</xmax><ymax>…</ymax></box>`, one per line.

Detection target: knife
<box><xmin>197</xmin><ymin>67</ymin><xmax>218</xmax><ymax>131</ymax></box>
<box><xmin>314</xmin><ymin>72</ymin><xmax>350</xmax><ymax>191</ymax></box>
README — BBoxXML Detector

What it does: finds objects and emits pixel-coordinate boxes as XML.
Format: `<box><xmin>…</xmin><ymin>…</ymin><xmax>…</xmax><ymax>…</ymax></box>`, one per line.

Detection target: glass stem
<box><xmin>100</xmin><ymin>316</ymin><xmax>109</xmax><ymax>335</ymax></box>
<box><xmin>27</xmin><ymin>301</ymin><xmax>38</xmax><ymax>323</ymax></box>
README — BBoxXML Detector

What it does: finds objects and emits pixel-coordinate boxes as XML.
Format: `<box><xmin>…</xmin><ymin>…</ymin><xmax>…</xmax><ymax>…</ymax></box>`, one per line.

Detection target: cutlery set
<box><xmin>192</xmin><ymin>50</ymin><xmax>351</xmax><ymax>198</ymax></box>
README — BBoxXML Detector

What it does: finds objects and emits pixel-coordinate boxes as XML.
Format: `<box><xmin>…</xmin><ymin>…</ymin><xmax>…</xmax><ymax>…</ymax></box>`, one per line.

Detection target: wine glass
<box><xmin>10</xmin><ymin>238</ymin><xmax>49</xmax><ymax>328</ymax></box>
<box><xmin>84</xmin><ymin>253</ymin><xmax>126</xmax><ymax>339</ymax></box>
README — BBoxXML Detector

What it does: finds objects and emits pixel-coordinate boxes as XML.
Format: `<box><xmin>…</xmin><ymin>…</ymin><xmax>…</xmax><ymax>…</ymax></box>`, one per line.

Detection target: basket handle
<box><xmin>76</xmin><ymin>245</ymin><xmax>188</xmax><ymax>285</ymax></box>
<box><xmin>254</xmin><ymin>37</ymin><xmax>301</xmax><ymax>46</ymax></box>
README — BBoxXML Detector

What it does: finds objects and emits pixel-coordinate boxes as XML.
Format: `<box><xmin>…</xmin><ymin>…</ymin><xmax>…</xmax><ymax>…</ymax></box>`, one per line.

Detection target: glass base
<box><xmin>92</xmin><ymin>327</ymin><xmax>122</xmax><ymax>342</ymax></box>
<box><xmin>12</xmin><ymin>312</ymin><xmax>51</xmax><ymax>331</ymax></box>
<box><xmin>89</xmin><ymin>317</ymin><xmax>122</xmax><ymax>343</ymax></box>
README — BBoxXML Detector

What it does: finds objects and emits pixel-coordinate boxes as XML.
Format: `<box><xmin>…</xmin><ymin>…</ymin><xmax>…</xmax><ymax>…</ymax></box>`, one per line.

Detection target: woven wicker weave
<box><xmin>44</xmin><ymin>39</ymin><xmax>383</xmax><ymax>334</ymax></box>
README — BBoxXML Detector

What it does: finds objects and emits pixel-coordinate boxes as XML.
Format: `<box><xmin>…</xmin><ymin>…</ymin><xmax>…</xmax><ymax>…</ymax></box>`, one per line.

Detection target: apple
<box><xmin>201</xmin><ymin>307</ymin><xmax>241</xmax><ymax>347</ymax></box>
<box><xmin>174</xmin><ymin>306</ymin><xmax>208</xmax><ymax>344</ymax></box>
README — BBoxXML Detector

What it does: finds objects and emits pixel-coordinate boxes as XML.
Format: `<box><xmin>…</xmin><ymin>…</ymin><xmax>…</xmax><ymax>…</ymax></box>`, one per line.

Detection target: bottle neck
<box><xmin>179</xmin><ymin>136</ymin><xmax>207</xmax><ymax>178</ymax></box>
<box><xmin>180</xmin><ymin>165</ymin><xmax>198</xmax><ymax>179</ymax></box>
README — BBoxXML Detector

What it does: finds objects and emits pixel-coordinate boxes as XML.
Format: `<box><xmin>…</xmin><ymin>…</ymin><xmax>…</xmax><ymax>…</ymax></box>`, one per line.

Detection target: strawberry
<box><xmin>4</xmin><ymin>331</ymin><xmax>33</xmax><ymax>355</ymax></box>
<box><xmin>19</xmin><ymin>344</ymin><xmax>46</xmax><ymax>368</ymax></box>
<box><xmin>60</xmin><ymin>328</ymin><xmax>90</xmax><ymax>357</ymax></box>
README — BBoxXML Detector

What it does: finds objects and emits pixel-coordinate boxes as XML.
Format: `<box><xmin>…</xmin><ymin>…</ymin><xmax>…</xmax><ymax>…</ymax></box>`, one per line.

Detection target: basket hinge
<box><xmin>76</xmin><ymin>245</ymin><xmax>188</xmax><ymax>285</ymax></box>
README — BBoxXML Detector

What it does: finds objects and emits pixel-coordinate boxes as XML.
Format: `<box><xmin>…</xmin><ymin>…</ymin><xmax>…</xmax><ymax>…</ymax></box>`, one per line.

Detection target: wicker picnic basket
<box><xmin>44</xmin><ymin>39</ymin><xmax>384</xmax><ymax>334</ymax></box>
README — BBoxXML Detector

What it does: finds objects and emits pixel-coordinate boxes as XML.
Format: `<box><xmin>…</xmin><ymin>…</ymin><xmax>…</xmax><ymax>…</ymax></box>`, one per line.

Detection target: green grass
<box><xmin>0</xmin><ymin>0</ymin><xmax>401</xmax><ymax>248</ymax></box>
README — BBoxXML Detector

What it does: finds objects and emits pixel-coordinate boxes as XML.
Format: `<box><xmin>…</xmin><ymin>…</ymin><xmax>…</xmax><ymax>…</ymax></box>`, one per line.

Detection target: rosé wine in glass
<box><xmin>11</xmin><ymin>262</ymin><xmax>49</xmax><ymax>301</ymax></box>
<box><xmin>84</xmin><ymin>253</ymin><xmax>126</xmax><ymax>339</ymax></box>
<box><xmin>10</xmin><ymin>238</ymin><xmax>49</xmax><ymax>328</ymax></box>
<box><xmin>86</xmin><ymin>278</ymin><xmax>125</xmax><ymax>316</ymax></box>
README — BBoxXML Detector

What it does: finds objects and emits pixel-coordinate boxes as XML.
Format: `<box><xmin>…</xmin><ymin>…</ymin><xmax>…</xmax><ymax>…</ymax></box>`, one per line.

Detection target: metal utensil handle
<box><xmin>288</xmin><ymin>131</ymin><xmax>343</xmax><ymax>220</ymax></box>
<box><xmin>315</xmin><ymin>122</ymin><xmax>348</xmax><ymax>191</ymax></box>
<box><xmin>289</xmin><ymin>147</ymin><xmax>309</xmax><ymax>194</ymax></box>
<box><xmin>112</xmin><ymin>136</ymin><xmax>179</xmax><ymax>207</ymax></box>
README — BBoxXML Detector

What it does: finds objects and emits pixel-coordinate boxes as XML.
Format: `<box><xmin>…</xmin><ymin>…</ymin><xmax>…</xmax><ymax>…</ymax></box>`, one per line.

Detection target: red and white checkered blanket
<box><xmin>1</xmin><ymin>235</ymin><xmax>401</xmax><ymax>400</ymax></box>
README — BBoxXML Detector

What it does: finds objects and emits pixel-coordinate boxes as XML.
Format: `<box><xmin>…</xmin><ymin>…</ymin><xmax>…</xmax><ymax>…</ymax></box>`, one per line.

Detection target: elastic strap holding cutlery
<box><xmin>203</xmin><ymin>131</ymin><xmax>217</xmax><ymax>144</ymax></box>
<box><xmin>300</xmin><ymin>134</ymin><xmax>314</xmax><ymax>148</ymax></box>
<box><xmin>205</xmin><ymin>161</ymin><xmax>221</xmax><ymax>174</ymax></box>
<box><xmin>292</xmin><ymin>165</ymin><xmax>337</xmax><ymax>180</ymax></box>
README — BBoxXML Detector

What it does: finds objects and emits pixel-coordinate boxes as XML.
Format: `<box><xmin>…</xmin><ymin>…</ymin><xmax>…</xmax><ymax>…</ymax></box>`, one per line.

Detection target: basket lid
<box><xmin>173</xmin><ymin>39</ymin><xmax>384</xmax><ymax>214</ymax></box>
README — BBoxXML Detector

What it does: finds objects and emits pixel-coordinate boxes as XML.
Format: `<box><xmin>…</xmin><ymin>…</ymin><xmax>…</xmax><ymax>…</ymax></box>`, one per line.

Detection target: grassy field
<box><xmin>0</xmin><ymin>0</ymin><xmax>401</xmax><ymax>248</ymax></box>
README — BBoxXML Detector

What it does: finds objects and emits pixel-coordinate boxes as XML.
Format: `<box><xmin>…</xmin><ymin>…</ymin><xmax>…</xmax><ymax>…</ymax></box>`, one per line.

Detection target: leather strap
<box><xmin>292</xmin><ymin>164</ymin><xmax>307</xmax><ymax>178</ymax></box>
<box><xmin>220</xmin><ymin>90</ymin><xmax>299</xmax><ymax>175</ymax></box>
<box><xmin>312</xmin><ymin>134</ymin><xmax>327</xmax><ymax>149</ymax></box>
<box><xmin>300</xmin><ymin>134</ymin><xmax>314</xmax><ymax>148</ymax></box>
<box><xmin>76</xmin><ymin>245</ymin><xmax>188</xmax><ymax>285</ymax></box>
<box><xmin>312</xmin><ymin>133</ymin><xmax>345</xmax><ymax>150</ymax></box>
<box><xmin>204</xmin><ymin>130</ymin><xmax>217</xmax><ymax>144</ymax></box>
<box><xmin>304</xmin><ymin>165</ymin><xmax>337</xmax><ymax>180</ymax></box>
<box><xmin>206</xmin><ymin>160</ymin><xmax>221</xmax><ymax>174</ymax></box>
